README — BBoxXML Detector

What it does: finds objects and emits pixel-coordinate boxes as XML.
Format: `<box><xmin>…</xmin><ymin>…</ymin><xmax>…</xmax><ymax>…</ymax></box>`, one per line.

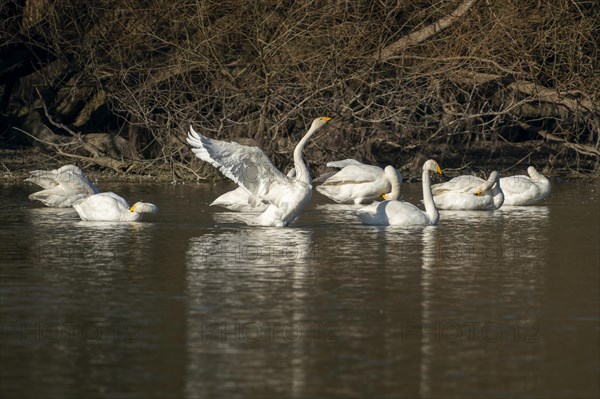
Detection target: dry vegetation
<box><xmin>1</xmin><ymin>0</ymin><xmax>598</xmax><ymax>180</ymax></box>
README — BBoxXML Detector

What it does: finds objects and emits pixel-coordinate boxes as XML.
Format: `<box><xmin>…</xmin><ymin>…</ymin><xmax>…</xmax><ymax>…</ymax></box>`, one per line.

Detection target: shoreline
<box><xmin>1</xmin><ymin>142</ymin><xmax>598</xmax><ymax>184</ymax></box>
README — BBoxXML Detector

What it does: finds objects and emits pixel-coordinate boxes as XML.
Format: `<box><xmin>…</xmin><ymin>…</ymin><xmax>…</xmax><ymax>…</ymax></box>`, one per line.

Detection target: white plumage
<box><xmin>500</xmin><ymin>166</ymin><xmax>551</xmax><ymax>206</ymax></box>
<box><xmin>431</xmin><ymin>171</ymin><xmax>504</xmax><ymax>210</ymax></box>
<box><xmin>73</xmin><ymin>192</ymin><xmax>158</xmax><ymax>222</ymax></box>
<box><xmin>210</xmin><ymin>168</ymin><xmax>296</xmax><ymax>213</ymax></box>
<box><xmin>315</xmin><ymin>159</ymin><xmax>402</xmax><ymax>204</ymax></box>
<box><xmin>356</xmin><ymin>160</ymin><xmax>442</xmax><ymax>227</ymax></box>
<box><xmin>187</xmin><ymin>116</ymin><xmax>331</xmax><ymax>227</ymax></box>
<box><xmin>25</xmin><ymin>164</ymin><xmax>99</xmax><ymax>207</ymax></box>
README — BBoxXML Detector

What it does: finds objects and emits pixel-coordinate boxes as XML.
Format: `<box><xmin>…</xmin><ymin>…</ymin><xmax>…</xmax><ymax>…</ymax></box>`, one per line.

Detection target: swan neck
<box><xmin>422</xmin><ymin>169</ymin><xmax>438</xmax><ymax>224</ymax></box>
<box><xmin>491</xmin><ymin>183</ymin><xmax>505</xmax><ymax>209</ymax></box>
<box><xmin>475</xmin><ymin>173</ymin><xmax>496</xmax><ymax>192</ymax></box>
<box><xmin>388</xmin><ymin>170</ymin><xmax>402</xmax><ymax>200</ymax></box>
<box><xmin>293</xmin><ymin>124</ymin><xmax>317</xmax><ymax>184</ymax></box>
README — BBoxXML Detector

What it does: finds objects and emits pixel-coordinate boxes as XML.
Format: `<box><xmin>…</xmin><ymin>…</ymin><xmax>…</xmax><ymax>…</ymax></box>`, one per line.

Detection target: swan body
<box><xmin>500</xmin><ymin>166</ymin><xmax>551</xmax><ymax>206</ymax></box>
<box><xmin>210</xmin><ymin>186</ymin><xmax>268</xmax><ymax>213</ymax></box>
<box><xmin>187</xmin><ymin>116</ymin><xmax>331</xmax><ymax>226</ymax></box>
<box><xmin>73</xmin><ymin>192</ymin><xmax>158</xmax><ymax>222</ymax></box>
<box><xmin>25</xmin><ymin>164</ymin><xmax>99</xmax><ymax>207</ymax></box>
<box><xmin>357</xmin><ymin>160</ymin><xmax>442</xmax><ymax>227</ymax></box>
<box><xmin>431</xmin><ymin>171</ymin><xmax>503</xmax><ymax>210</ymax></box>
<box><xmin>315</xmin><ymin>160</ymin><xmax>402</xmax><ymax>204</ymax></box>
<box><xmin>211</xmin><ymin>169</ymin><xmax>296</xmax><ymax>213</ymax></box>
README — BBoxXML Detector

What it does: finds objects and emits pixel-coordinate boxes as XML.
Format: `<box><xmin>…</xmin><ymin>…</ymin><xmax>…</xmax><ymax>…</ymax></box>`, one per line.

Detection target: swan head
<box><xmin>527</xmin><ymin>166</ymin><xmax>539</xmax><ymax>177</ymax></box>
<box><xmin>423</xmin><ymin>159</ymin><xmax>442</xmax><ymax>175</ymax></box>
<box><xmin>488</xmin><ymin>171</ymin><xmax>499</xmax><ymax>182</ymax></box>
<box><xmin>310</xmin><ymin>116</ymin><xmax>332</xmax><ymax>132</ymax></box>
<box><xmin>130</xmin><ymin>202</ymin><xmax>159</xmax><ymax>214</ymax></box>
<box><xmin>384</xmin><ymin>165</ymin><xmax>402</xmax><ymax>182</ymax></box>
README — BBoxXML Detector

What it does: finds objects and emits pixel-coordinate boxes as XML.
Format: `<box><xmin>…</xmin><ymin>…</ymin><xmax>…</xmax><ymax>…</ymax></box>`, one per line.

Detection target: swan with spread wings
<box><xmin>210</xmin><ymin>168</ymin><xmax>297</xmax><ymax>213</ymax></box>
<box><xmin>187</xmin><ymin>117</ymin><xmax>331</xmax><ymax>227</ymax></box>
<box><xmin>25</xmin><ymin>164</ymin><xmax>99</xmax><ymax>207</ymax></box>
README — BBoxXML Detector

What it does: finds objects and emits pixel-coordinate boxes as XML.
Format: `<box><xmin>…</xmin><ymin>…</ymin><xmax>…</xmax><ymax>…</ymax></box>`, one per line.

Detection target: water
<box><xmin>1</xmin><ymin>180</ymin><xmax>599</xmax><ymax>398</ymax></box>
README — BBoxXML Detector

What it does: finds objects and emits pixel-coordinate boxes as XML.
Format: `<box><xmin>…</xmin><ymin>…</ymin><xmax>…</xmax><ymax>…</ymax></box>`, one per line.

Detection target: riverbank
<box><xmin>1</xmin><ymin>140</ymin><xmax>598</xmax><ymax>185</ymax></box>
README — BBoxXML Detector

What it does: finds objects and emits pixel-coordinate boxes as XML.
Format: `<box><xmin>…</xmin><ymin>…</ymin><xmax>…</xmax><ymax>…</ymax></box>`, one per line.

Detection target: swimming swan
<box><xmin>73</xmin><ymin>192</ymin><xmax>158</xmax><ymax>222</ymax></box>
<box><xmin>500</xmin><ymin>166</ymin><xmax>551</xmax><ymax>206</ymax></box>
<box><xmin>315</xmin><ymin>160</ymin><xmax>402</xmax><ymax>204</ymax></box>
<box><xmin>211</xmin><ymin>168</ymin><xmax>296</xmax><ymax>213</ymax></box>
<box><xmin>431</xmin><ymin>171</ymin><xmax>504</xmax><ymax>210</ymax></box>
<box><xmin>187</xmin><ymin>116</ymin><xmax>331</xmax><ymax>227</ymax></box>
<box><xmin>25</xmin><ymin>164</ymin><xmax>99</xmax><ymax>207</ymax></box>
<box><xmin>356</xmin><ymin>160</ymin><xmax>442</xmax><ymax>227</ymax></box>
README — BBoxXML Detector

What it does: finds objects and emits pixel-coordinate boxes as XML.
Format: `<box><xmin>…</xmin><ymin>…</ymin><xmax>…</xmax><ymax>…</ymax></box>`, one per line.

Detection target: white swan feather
<box><xmin>315</xmin><ymin>160</ymin><xmax>402</xmax><ymax>204</ymax></box>
<box><xmin>210</xmin><ymin>168</ymin><xmax>297</xmax><ymax>213</ymax></box>
<box><xmin>187</xmin><ymin>117</ymin><xmax>331</xmax><ymax>226</ymax></box>
<box><xmin>357</xmin><ymin>160</ymin><xmax>442</xmax><ymax>227</ymax></box>
<box><xmin>25</xmin><ymin>164</ymin><xmax>99</xmax><ymax>207</ymax></box>
<box><xmin>73</xmin><ymin>192</ymin><xmax>158</xmax><ymax>222</ymax></box>
<box><xmin>431</xmin><ymin>171</ymin><xmax>504</xmax><ymax>210</ymax></box>
<box><xmin>500</xmin><ymin>166</ymin><xmax>551</xmax><ymax>206</ymax></box>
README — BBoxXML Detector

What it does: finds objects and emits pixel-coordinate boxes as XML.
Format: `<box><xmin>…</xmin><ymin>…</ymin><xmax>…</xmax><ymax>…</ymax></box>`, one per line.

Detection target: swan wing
<box><xmin>188</xmin><ymin>126</ymin><xmax>290</xmax><ymax>204</ymax></box>
<box><xmin>499</xmin><ymin>176</ymin><xmax>535</xmax><ymax>195</ymax></box>
<box><xmin>25</xmin><ymin>168</ymin><xmax>63</xmax><ymax>189</ymax></box>
<box><xmin>431</xmin><ymin>175</ymin><xmax>483</xmax><ymax>195</ymax></box>
<box><xmin>320</xmin><ymin>164</ymin><xmax>384</xmax><ymax>185</ymax></box>
<box><xmin>54</xmin><ymin>170</ymin><xmax>98</xmax><ymax>195</ymax></box>
<box><xmin>326</xmin><ymin>159</ymin><xmax>365</xmax><ymax>168</ymax></box>
<box><xmin>312</xmin><ymin>171</ymin><xmax>337</xmax><ymax>184</ymax></box>
<box><xmin>499</xmin><ymin>175</ymin><xmax>545</xmax><ymax>205</ymax></box>
<box><xmin>433</xmin><ymin>191</ymin><xmax>495</xmax><ymax>210</ymax></box>
<box><xmin>211</xmin><ymin>186</ymin><xmax>268</xmax><ymax>212</ymax></box>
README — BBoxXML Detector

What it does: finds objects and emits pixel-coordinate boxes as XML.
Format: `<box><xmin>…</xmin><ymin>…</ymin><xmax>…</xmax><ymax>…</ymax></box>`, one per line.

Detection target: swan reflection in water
<box><xmin>187</xmin><ymin>227</ymin><xmax>315</xmax><ymax>270</ymax></box>
<box><xmin>185</xmin><ymin>227</ymin><xmax>315</xmax><ymax>397</ymax></box>
<box><xmin>25</xmin><ymin>206</ymin><xmax>152</xmax><ymax>272</ymax></box>
<box><xmin>437</xmin><ymin>209</ymin><xmax>504</xmax><ymax>224</ymax></box>
<box><xmin>416</xmin><ymin>208</ymin><xmax>548</xmax><ymax>397</ymax></box>
<box><xmin>26</xmin><ymin>206</ymin><xmax>80</xmax><ymax>224</ymax></box>
<box><xmin>498</xmin><ymin>205</ymin><xmax>549</xmax><ymax>218</ymax></box>
<box><xmin>314</xmin><ymin>203</ymin><xmax>365</xmax><ymax>224</ymax></box>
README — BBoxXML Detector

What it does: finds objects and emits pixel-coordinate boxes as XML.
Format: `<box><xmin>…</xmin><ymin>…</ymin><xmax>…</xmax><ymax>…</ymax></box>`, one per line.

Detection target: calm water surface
<box><xmin>1</xmin><ymin>179</ymin><xmax>599</xmax><ymax>398</ymax></box>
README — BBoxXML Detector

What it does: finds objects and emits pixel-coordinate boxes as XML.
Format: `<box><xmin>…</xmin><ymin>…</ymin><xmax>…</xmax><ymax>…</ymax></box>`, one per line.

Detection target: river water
<box><xmin>1</xmin><ymin>180</ymin><xmax>598</xmax><ymax>398</ymax></box>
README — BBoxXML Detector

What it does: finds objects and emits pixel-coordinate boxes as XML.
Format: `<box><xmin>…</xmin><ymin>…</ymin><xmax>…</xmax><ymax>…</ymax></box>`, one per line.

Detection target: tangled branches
<box><xmin>1</xmin><ymin>0</ymin><xmax>598</xmax><ymax>178</ymax></box>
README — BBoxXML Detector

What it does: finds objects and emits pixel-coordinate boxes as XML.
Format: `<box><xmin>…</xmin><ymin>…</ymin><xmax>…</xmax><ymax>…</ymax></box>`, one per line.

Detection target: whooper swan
<box><xmin>187</xmin><ymin>117</ymin><xmax>331</xmax><ymax>227</ymax></box>
<box><xmin>500</xmin><ymin>166</ymin><xmax>551</xmax><ymax>206</ymax></box>
<box><xmin>315</xmin><ymin>160</ymin><xmax>402</xmax><ymax>204</ymax></box>
<box><xmin>431</xmin><ymin>171</ymin><xmax>504</xmax><ymax>210</ymax></box>
<box><xmin>210</xmin><ymin>168</ymin><xmax>296</xmax><ymax>213</ymax></box>
<box><xmin>25</xmin><ymin>164</ymin><xmax>99</xmax><ymax>207</ymax></box>
<box><xmin>356</xmin><ymin>160</ymin><xmax>442</xmax><ymax>227</ymax></box>
<box><xmin>73</xmin><ymin>192</ymin><xmax>158</xmax><ymax>222</ymax></box>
